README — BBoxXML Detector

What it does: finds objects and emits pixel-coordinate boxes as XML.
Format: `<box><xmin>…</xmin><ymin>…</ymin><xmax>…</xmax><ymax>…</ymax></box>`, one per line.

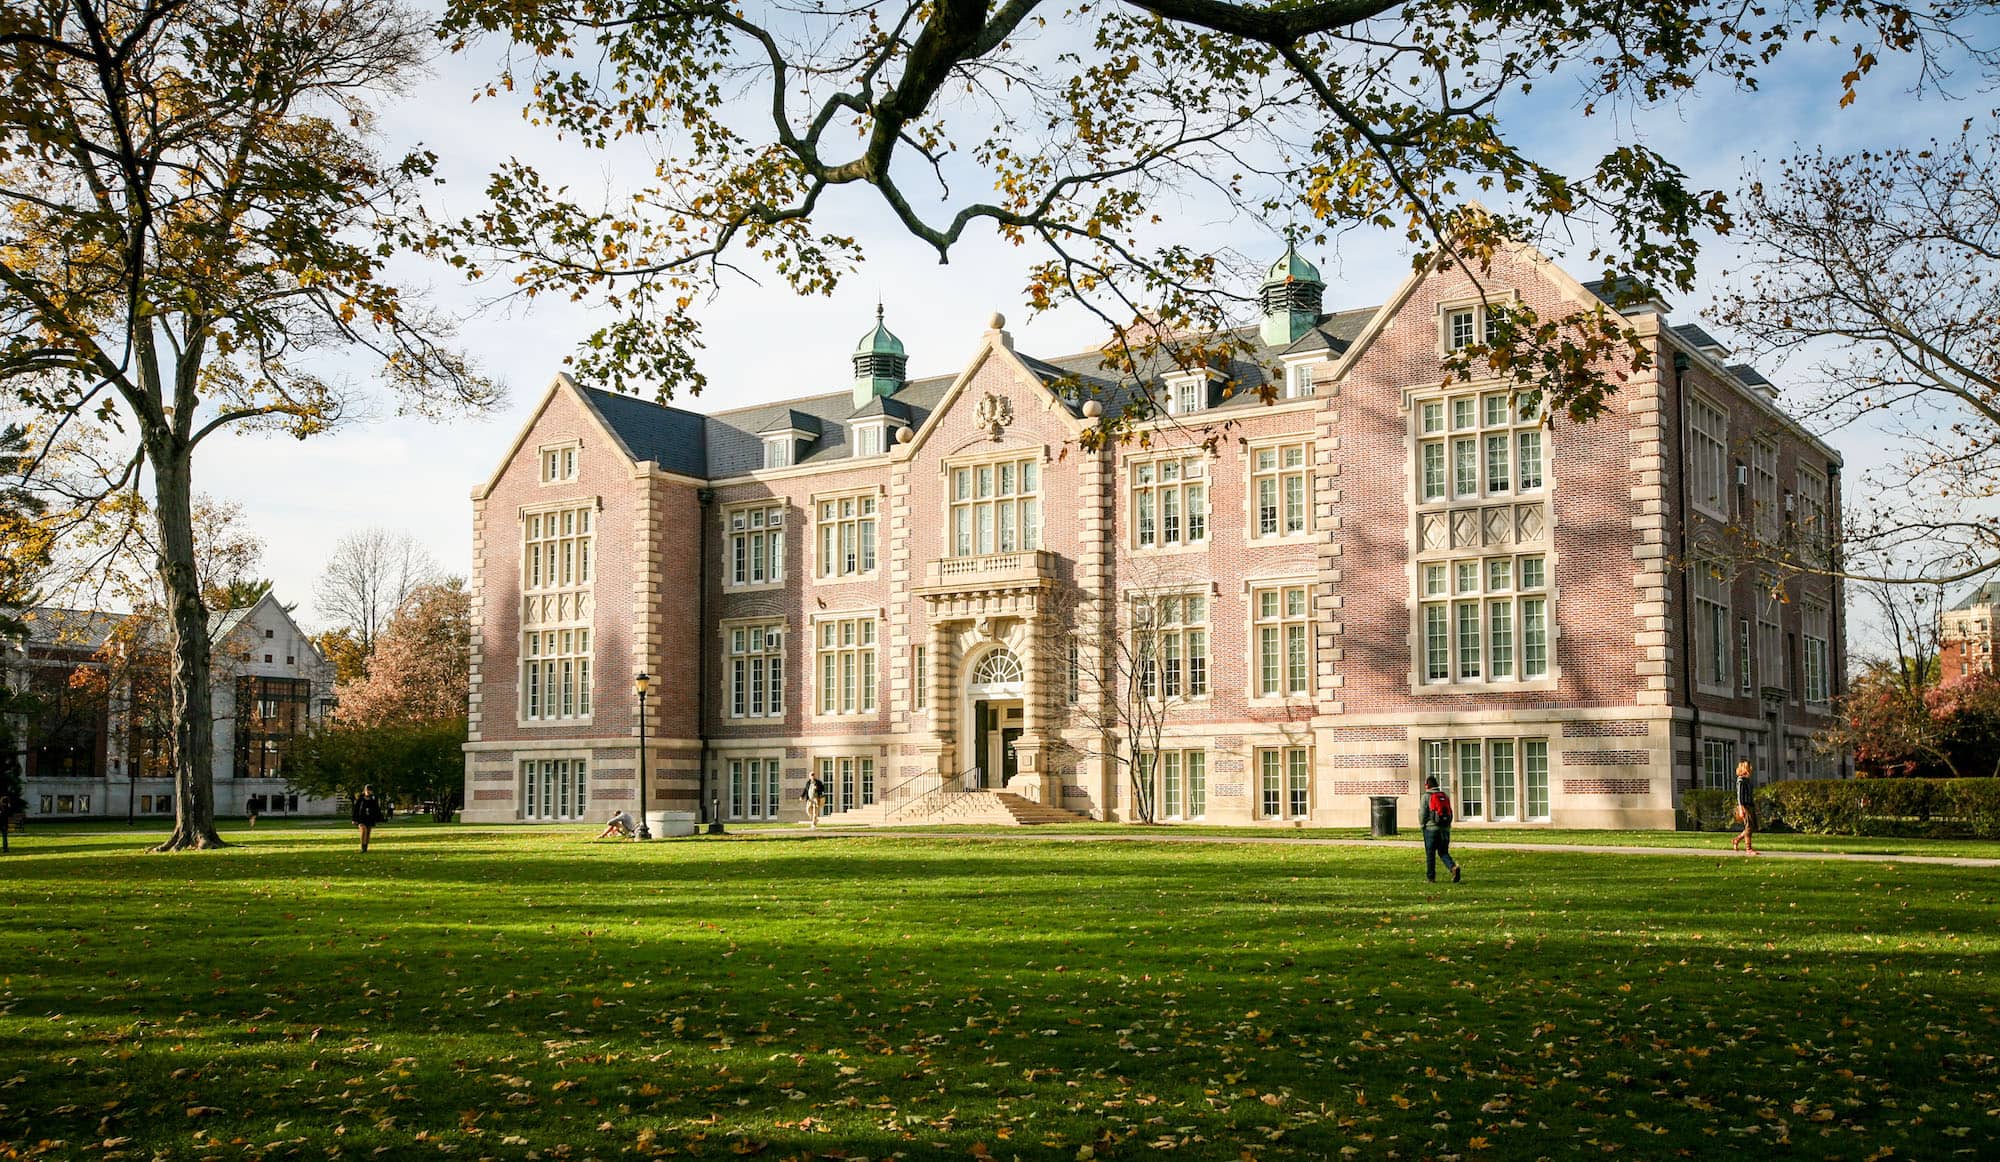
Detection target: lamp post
<box><xmin>634</xmin><ymin>671</ymin><xmax>653</xmax><ymax>841</ymax></box>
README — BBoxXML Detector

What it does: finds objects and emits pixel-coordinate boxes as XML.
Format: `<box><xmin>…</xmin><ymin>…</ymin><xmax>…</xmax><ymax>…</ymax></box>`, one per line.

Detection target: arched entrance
<box><xmin>962</xmin><ymin>647</ymin><xmax>1025</xmax><ymax>789</ymax></box>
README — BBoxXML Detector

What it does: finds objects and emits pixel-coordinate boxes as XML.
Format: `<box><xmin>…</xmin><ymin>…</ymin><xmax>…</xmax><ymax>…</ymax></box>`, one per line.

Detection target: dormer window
<box><xmin>1164</xmin><ymin>374</ymin><xmax>1210</xmax><ymax>417</ymax></box>
<box><xmin>763</xmin><ymin>438</ymin><xmax>793</xmax><ymax>469</ymax></box>
<box><xmin>852</xmin><ymin>422</ymin><xmax>886</xmax><ymax>458</ymax></box>
<box><xmin>1284</xmin><ymin>362</ymin><xmax>1317</xmax><ymax>400</ymax></box>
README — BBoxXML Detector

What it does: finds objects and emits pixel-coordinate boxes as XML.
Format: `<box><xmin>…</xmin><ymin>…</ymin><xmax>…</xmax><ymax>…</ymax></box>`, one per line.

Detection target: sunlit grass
<box><xmin>2</xmin><ymin>826</ymin><xmax>1996</xmax><ymax>1159</ymax></box>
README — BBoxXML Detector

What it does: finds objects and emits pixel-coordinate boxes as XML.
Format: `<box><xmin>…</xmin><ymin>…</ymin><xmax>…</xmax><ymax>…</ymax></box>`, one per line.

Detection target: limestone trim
<box><xmin>465</xmin><ymin>735</ymin><xmax>703</xmax><ymax>753</ymax></box>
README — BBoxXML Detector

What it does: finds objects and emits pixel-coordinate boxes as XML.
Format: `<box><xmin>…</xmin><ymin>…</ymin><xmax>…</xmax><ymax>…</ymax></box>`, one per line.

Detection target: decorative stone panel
<box><xmin>1329</xmin><ymin>753</ymin><xmax>1409</xmax><ymax>768</ymax></box>
<box><xmin>1562</xmin><ymin>749</ymin><xmax>1649</xmax><ymax>766</ymax></box>
<box><xmin>1332</xmin><ymin>779</ymin><xmax>1410</xmax><ymax>795</ymax></box>
<box><xmin>1562</xmin><ymin>720</ymin><xmax>1650</xmax><ymax>738</ymax></box>
<box><xmin>1562</xmin><ymin>778</ymin><xmax>1651</xmax><ymax>795</ymax></box>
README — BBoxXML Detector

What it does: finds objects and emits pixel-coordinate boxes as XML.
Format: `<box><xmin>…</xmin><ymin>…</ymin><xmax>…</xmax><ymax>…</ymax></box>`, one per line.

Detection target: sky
<box><xmin>183</xmin><ymin>5</ymin><xmax>2000</xmax><ymax>643</ymax></box>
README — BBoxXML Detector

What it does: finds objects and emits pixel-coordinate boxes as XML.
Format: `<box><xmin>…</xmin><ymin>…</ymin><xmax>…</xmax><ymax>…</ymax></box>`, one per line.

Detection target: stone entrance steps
<box><xmin>846</xmin><ymin>790</ymin><xmax>1087</xmax><ymax>827</ymax></box>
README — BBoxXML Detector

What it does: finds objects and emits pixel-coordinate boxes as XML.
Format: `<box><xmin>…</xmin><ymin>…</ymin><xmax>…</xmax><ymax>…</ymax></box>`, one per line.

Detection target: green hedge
<box><xmin>1679</xmin><ymin>789</ymin><xmax>1739</xmax><ymax>831</ymax></box>
<box><xmin>1752</xmin><ymin>778</ymin><xmax>2000</xmax><ymax>838</ymax></box>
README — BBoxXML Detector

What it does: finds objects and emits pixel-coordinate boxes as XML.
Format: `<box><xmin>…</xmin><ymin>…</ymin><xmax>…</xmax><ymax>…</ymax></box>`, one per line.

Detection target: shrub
<box><xmin>1757</xmin><ymin>778</ymin><xmax>2000</xmax><ymax>838</ymax></box>
<box><xmin>1680</xmin><ymin>789</ymin><xmax>1738</xmax><ymax>831</ymax></box>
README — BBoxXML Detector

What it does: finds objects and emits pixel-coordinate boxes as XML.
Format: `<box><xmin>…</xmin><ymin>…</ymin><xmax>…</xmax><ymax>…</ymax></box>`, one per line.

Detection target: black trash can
<box><xmin>1369</xmin><ymin>795</ymin><xmax>1399</xmax><ymax>837</ymax></box>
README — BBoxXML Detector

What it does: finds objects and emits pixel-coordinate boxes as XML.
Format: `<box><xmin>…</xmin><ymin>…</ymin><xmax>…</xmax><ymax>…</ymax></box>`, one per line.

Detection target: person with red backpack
<box><xmin>1420</xmin><ymin>775</ymin><xmax>1462</xmax><ymax>883</ymax></box>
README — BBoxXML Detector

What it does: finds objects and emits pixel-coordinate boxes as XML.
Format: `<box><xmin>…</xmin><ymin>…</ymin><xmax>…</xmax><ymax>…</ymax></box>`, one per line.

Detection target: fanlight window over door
<box><xmin>969</xmin><ymin>649</ymin><xmax>1024</xmax><ymax>690</ymax></box>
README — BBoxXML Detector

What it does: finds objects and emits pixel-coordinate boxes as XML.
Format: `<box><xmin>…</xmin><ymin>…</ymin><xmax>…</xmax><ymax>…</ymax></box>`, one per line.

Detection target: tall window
<box><xmin>1751</xmin><ymin>440</ymin><xmax>1780</xmax><ymax>541</ymax></box>
<box><xmin>1758</xmin><ymin>576</ymin><xmax>1785</xmax><ymax>693</ymax></box>
<box><xmin>521</xmin><ymin>758</ymin><xmax>588</xmax><ymax>821</ymax></box>
<box><xmin>913</xmin><ymin>645</ymin><xmax>927</xmax><ymax>711</ymax></box>
<box><xmin>1739</xmin><ymin>619</ymin><xmax>1754</xmax><ymax>695</ymax></box>
<box><xmin>1253</xmin><ymin>584</ymin><xmax>1310</xmax><ymax>697</ymax></box>
<box><xmin>1256</xmin><ymin>747</ymin><xmax>1311</xmax><ymax>820</ymax></box>
<box><xmin>1693</xmin><ymin>559</ymin><xmax>1731</xmax><ymax>689</ymax></box>
<box><xmin>524</xmin><ymin>506</ymin><xmax>593</xmax><ymax>591</ymax></box>
<box><xmin>1135</xmin><ymin>593</ymin><xmax>1208</xmax><ymax>700</ymax></box>
<box><xmin>1417</xmin><ymin>391</ymin><xmax>1543</xmax><ymax>506</ymax></box>
<box><xmin>1688</xmin><ymin>395</ymin><xmax>1728</xmax><ymax>516</ymax></box>
<box><xmin>816</xmin><ymin>617</ymin><xmax>878</xmax><ymax>715</ymax></box>
<box><xmin>1796</xmin><ymin>467</ymin><xmax>1830</xmax><ymax>556</ymax></box>
<box><xmin>522</xmin><ymin>627</ymin><xmax>593</xmax><ymax>720</ymax></box>
<box><xmin>726</xmin><ymin>757</ymin><xmax>782</xmax><ymax>820</ymax></box>
<box><xmin>1701</xmin><ymin>738</ymin><xmax>1735</xmax><ymax>790</ymax></box>
<box><xmin>1418</xmin><ymin>553</ymin><xmax>1549</xmax><ymax>684</ymax></box>
<box><xmin>853</xmin><ymin>423</ymin><xmax>885</xmax><ymax>457</ymax></box>
<box><xmin>234</xmin><ymin>677</ymin><xmax>311</xmax><ymax>779</ymax></box>
<box><xmin>763</xmin><ymin>437</ymin><xmax>793</xmax><ymax>469</ymax></box>
<box><xmin>817</xmin><ymin>493</ymin><xmax>878</xmax><ymax>578</ymax></box>
<box><xmin>1132</xmin><ymin>455</ymin><xmax>1208</xmax><ymax>549</ymax></box>
<box><xmin>727</xmin><ymin>504</ymin><xmax>786</xmax><ymax>587</ymax></box>
<box><xmin>1437</xmin><ymin>737</ymin><xmax>1546</xmax><ymax>821</ymax></box>
<box><xmin>951</xmin><ymin>457</ymin><xmax>1041</xmax><ymax>556</ymax></box>
<box><xmin>1141</xmin><ymin>748</ymin><xmax>1207</xmax><ymax>820</ymax></box>
<box><xmin>818</xmin><ymin>756</ymin><xmax>877</xmax><ymax>813</ymax></box>
<box><xmin>1251</xmin><ymin>442</ymin><xmax>1311</xmax><ymax>538</ymax></box>
<box><xmin>1803</xmin><ymin>602</ymin><xmax>1831</xmax><ymax>704</ymax></box>
<box><xmin>727</xmin><ymin>623</ymin><xmax>785</xmax><ymax>719</ymax></box>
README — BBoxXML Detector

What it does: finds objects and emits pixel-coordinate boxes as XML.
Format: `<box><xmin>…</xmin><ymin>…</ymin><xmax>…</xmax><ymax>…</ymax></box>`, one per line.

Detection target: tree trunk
<box><xmin>151</xmin><ymin>450</ymin><xmax>224</xmax><ymax>851</ymax></box>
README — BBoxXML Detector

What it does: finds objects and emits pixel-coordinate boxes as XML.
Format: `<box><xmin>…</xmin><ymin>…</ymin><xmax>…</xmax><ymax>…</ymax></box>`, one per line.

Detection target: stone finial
<box><xmin>1081</xmin><ymin>399</ymin><xmax>1104</xmax><ymax>419</ymax></box>
<box><xmin>895</xmin><ymin>425</ymin><xmax>914</xmax><ymax>444</ymax></box>
<box><xmin>987</xmin><ymin>311</ymin><xmax>1006</xmax><ymax>331</ymax></box>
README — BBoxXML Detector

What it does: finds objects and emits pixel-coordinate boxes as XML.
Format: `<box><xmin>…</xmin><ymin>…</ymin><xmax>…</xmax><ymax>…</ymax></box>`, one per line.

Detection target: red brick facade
<box><xmin>463</xmin><ymin>244</ymin><xmax>1845</xmax><ymax>829</ymax></box>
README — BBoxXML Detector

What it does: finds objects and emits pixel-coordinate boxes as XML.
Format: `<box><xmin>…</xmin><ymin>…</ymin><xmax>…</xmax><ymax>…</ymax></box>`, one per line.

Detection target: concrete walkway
<box><xmin>743</xmin><ymin>825</ymin><xmax>2000</xmax><ymax>868</ymax></box>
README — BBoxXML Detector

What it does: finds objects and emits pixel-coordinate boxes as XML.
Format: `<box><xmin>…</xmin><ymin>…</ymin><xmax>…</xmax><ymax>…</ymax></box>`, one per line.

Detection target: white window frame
<box><xmin>1803</xmin><ymin>601</ymin><xmax>1831</xmax><ymax>705</ymax></box>
<box><xmin>1687</xmin><ymin>394</ymin><xmax>1729</xmax><ymax>518</ymax></box>
<box><xmin>725</xmin><ymin>503</ymin><xmax>786</xmax><ymax>589</ymax></box>
<box><xmin>1133</xmin><ymin>591</ymin><xmax>1209</xmax><ymax>702</ymax></box>
<box><xmin>818</xmin><ymin>755</ymin><xmax>877</xmax><ymax>814</ymax></box>
<box><xmin>538</xmin><ymin>441</ymin><xmax>580</xmax><ymax>484</ymax></box>
<box><xmin>851</xmin><ymin>421</ymin><xmax>887</xmax><ymax>458</ymax></box>
<box><xmin>521</xmin><ymin>625</ymin><xmax>593</xmax><ymax>723</ymax></box>
<box><xmin>1796</xmin><ymin>466</ymin><xmax>1830</xmax><ymax>557</ymax></box>
<box><xmin>1251</xmin><ymin>583</ymin><xmax>1311</xmax><ymax>698</ymax></box>
<box><xmin>1701</xmin><ymin>737</ymin><xmax>1735</xmax><ymax>790</ymax></box>
<box><xmin>1254</xmin><ymin>746</ymin><xmax>1312</xmax><ymax>821</ymax></box>
<box><xmin>1417</xmin><ymin>552</ymin><xmax>1550</xmax><ymax>687</ymax></box>
<box><xmin>1415</xmin><ymin>389</ymin><xmax>1544</xmax><ymax>509</ymax></box>
<box><xmin>523</xmin><ymin>505</ymin><xmax>594</xmax><ymax>593</ymax></box>
<box><xmin>815</xmin><ymin>491</ymin><xmax>879</xmax><ymax>580</ymax></box>
<box><xmin>1248</xmin><ymin>440</ymin><xmax>1312</xmax><ymax>540</ymax></box>
<box><xmin>1751</xmin><ymin>439</ymin><xmax>1780</xmax><ymax>542</ymax></box>
<box><xmin>1164</xmin><ymin>374</ymin><xmax>1209</xmax><ymax>417</ymax></box>
<box><xmin>815</xmin><ymin>616</ymin><xmax>879</xmax><ymax>717</ymax></box>
<box><xmin>725</xmin><ymin>621</ymin><xmax>785</xmax><ymax>719</ymax></box>
<box><xmin>1138</xmin><ymin>748</ymin><xmax>1208</xmax><ymax>821</ymax></box>
<box><xmin>1282</xmin><ymin>361</ymin><xmax>1319</xmax><ymax>399</ymax></box>
<box><xmin>520</xmin><ymin>756</ymin><xmax>590</xmax><ymax>821</ymax></box>
<box><xmin>1430</xmin><ymin>737</ymin><xmax>1550</xmax><ymax>822</ymax></box>
<box><xmin>725</xmin><ymin>755</ymin><xmax>783</xmax><ymax>821</ymax></box>
<box><xmin>948</xmin><ymin>455</ymin><xmax>1042</xmax><ymax>558</ymax></box>
<box><xmin>762</xmin><ymin>436</ymin><xmax>794</xmax><ymax>469</ymax></box>
<box><xmin>1758</xmin><ymin>575</ymin><xmax>1785</xmax><ymax>694</ymax></box>
<box><xmin>1692</xmin><ymin>558</ymin><xmax>1732</xmax><ymax>693</ymax></box>
<box><xmin>1130</xmin><ymin>453</ymin><xmax>1209</xmax><ymax>550</ymax></box>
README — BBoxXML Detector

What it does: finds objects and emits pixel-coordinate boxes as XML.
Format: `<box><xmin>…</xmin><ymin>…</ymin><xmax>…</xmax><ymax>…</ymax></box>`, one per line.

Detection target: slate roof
<box><xmin>17</xmin><ymin>607</ymin><xmax>125</xmax><ymax>650</ymax></box>
<box><xmin>579</xmin><ymin>306</ymin><xmax>1387</xmax><ymax>481</ymax></box>
<box><xmin>1581</xmin><ymin>276</ymin><xmax>1671</xmax><ymax>313</ymax></box>
<box><xmin>1950</xmin><ymin>581</ymin><xmax>2000</xmax><ymax>611</ymax></box>
<box><xmin>1672</xmin><ymin>322</ymin><xmax>1727</xmax><ymax>351</ymax></box>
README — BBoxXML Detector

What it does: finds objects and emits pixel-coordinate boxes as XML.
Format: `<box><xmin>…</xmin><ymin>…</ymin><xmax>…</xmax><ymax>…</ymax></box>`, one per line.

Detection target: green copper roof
<box><xmin>1263</xmin><ymin>243</ymin><xmax>1322</xmax><ymax>287</ymax></box>
<box><xmin>855</xmin><ymin>303</ymin><xmax>906</xmax><ymax>357</ymax></box>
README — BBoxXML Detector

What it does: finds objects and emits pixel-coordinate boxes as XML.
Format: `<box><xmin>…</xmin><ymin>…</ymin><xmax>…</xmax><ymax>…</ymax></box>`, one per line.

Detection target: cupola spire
<box><xmin>1258</xmin><ymin>243</ymin><xmax>1325</xmax><ymax>346</ymax></box>
<box><xmin>853</xmin><ymin>302</ymin><xmax>909</xmax><ymax>407</ymax></box>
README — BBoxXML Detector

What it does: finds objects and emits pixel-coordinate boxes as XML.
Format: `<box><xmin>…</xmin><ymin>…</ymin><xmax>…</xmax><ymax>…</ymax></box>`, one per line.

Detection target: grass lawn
<box><xmin>3</xmin><ymin>827</ymin><xmax>1997</xmax><ymax>1160</ymax></box>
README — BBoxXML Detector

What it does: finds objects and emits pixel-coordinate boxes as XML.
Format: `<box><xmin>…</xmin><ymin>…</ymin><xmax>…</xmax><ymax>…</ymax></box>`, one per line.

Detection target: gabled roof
<box><xmin>848</xmin><ymin>395</ymin><xmax>913</xmax><ymax>423</ymax></box>
<box><xmin>1672</xmin><ymin>322</ymin><xmax>1727</xmax><ymax>351</ymax></box>
<box><xmin>1951</xmin><ymin>581</ymin><xmax>2000</xmax><ymax>611</ymax></box>
<box><xmin>756</xmin><ymin>409</ymin><xmax>825</xmax><ymax>436</ymax></box>
<box><xmin>579</xmin><ymin>386</ymin><xmax>708</xmax><ymax>478</ymax></box>
<box><xmin>17</xmin><ymin>607</ymin><xmax>125</xmax><ymax>650</ymax></box>
<box><xmin>1727</xmin><ymin>364</ymin><xmax>1774</xmax><ymax>390</ymax></box>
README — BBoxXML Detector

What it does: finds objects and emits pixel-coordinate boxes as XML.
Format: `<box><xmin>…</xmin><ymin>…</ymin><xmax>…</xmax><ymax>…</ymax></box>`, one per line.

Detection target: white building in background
<box><xmin>6</xmin><ymin>590</ymin><xmax>338</xmax><ymax>820</ymax></box>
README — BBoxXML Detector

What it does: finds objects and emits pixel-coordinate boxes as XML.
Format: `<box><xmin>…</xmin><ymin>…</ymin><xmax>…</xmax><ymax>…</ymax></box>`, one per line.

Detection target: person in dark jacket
<box><xmin>351</xmin><ymin>785</ymin><xmax>384</xmax><ymax>852</ymax></box>
<box><xmin>1731</xmin><ymin>759</ymin><xmax>1759</xmax><ymax>855</ymax></box>
<box><xmin>801</xmin><ymin>771</ymin><xmax>827</xmax><ymax>829</ymax></box>
<box><xmin>1420</xmin><ymin>775</ymin><xmax>1462</xmax><ymax>883</ymax></box>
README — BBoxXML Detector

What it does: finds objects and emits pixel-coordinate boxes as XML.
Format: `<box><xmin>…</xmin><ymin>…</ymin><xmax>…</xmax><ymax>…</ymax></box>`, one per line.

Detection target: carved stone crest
<box><xmin>974</xmin><ymin>392</ymin><xmax>1014</xmax><ymax>440</ymax></box>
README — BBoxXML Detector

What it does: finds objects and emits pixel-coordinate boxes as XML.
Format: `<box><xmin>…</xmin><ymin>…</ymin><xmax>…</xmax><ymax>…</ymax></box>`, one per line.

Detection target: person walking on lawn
<box><xmin>801</xmin><ymin>770</ymin><xmax>827</xmax><ymax>829</ymax></box>
<box><xmin>1731</xmin><ymin>759</ymin><xmax>1760</xmax><ymax>855</ymax></box>
<box><xmin>1420</xmin><ymin>775</ymin><xmax>1462</xmax><ymax>883</ymax></box>
<box><xmin>351</xmin><ymin>785</ymin><xmax>384</xmax><ymax>852</ymax></box>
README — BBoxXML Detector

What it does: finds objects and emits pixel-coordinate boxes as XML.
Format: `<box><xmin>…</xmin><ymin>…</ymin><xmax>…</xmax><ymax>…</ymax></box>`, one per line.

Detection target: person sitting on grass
<box><xmin>597</xmin><ymin>809</ymin><xmax>636</xmax><ymax>840</ymax></box>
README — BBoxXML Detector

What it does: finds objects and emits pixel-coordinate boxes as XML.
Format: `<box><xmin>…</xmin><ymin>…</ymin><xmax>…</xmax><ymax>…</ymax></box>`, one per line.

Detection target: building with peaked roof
<box><xmin>1940</xmin><ymin>581</ymin><xmax>2000</xmax><ymax>683</ymax></box>
<box><xmin>3</xmin><ymin>590</ymin><xmax>338</xmax><ymax>820</ymax></box>
<box><xmin>463</xmin><ymin>239</ymin><xmax>1847</xmax><ymax>831</ymax></box>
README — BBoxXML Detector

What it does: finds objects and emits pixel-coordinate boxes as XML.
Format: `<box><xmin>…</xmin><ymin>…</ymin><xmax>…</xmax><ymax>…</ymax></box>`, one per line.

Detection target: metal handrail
<box><xmin>883</xmin><ymin>766</ymin><xmax>983</xmax><ymax>821</ymax></box>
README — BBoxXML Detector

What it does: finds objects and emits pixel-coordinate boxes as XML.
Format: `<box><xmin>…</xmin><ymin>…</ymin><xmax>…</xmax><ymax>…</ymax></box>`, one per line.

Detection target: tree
<box><xmin>1055</xmin><ymin>571</ymin><xmax>1224</xmax><ymax>822</ymax></box>
<box><xmin>0</xmin><ymin>425</ymin><xmax>53</xmax><ymax>638</ymax></box>
<box><xmin>311</xmin><ymin>627</ymin><xmax>369</xmax><ymax>686</ymax></box>
<box><xmin>333</xmin><ymin>578</ymin><xmax>470</xmax><ymax>726</ymax></box>
<box><xmin>1716</xmin><ymin>114</ymin><xmax>2000</xmax><ymax>584</ymax></box>
<box><xmin>283</xmin><ymin>717</ymin><xmax>466</xmax><ymax>821</ymax></box>
<box><xmin>0</xmin><ymin>0</ymin><xmax>495</xmax><ymax>849</ymax></box>
<box><xmin>313</xmin><ymin>529</ymin><xmax>440</xmax><ymax>656</ymax></box>
<box><xmin>433</xmin><ymin>0</ymin><xmax>1977</xmax><ymax>431</ymax></box>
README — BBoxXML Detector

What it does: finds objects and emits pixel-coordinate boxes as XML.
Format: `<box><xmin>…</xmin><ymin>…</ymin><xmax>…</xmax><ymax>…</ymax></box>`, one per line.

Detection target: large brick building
<box><xmin>462</xmin><ymin>242</ymin><xmax>1845</xmax><ymax>830</ymax></box>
